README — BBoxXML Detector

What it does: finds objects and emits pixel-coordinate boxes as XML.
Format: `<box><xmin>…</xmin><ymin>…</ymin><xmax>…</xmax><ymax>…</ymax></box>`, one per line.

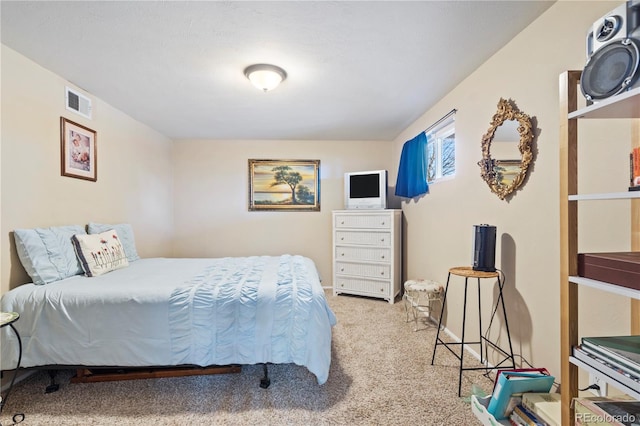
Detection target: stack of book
<box><xmin>486</xmin><ymin>368</ymin><xmax>555</xmax><ymax>421</ymax></box>
<box><xmin>509</xmin><ymin>403</ymin><xmax>547</xmax><ymax>425</ymax></box>
<box><xmin>521</xmin><ymin>393</ymin><xmax>561</xmax><ymax>426</ymax></box>
<box><xmin>572</xmin><ymin>335</ymin><xmax>640</xmax><ymax>393</ymax></box>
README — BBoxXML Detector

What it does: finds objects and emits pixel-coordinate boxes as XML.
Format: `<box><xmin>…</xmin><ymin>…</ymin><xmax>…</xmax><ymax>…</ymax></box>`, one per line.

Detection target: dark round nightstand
<box><xmin>1</xmin><ymin>312</ymin><xmax>25</xmax><ymax>424</ymax></box>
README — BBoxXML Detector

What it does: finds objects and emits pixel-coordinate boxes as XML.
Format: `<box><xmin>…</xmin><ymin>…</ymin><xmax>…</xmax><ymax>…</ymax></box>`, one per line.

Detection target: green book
<box><xmin>582</xmin><ymin>336</ymin><xmax>640</xmax><ymax>352</ymax></box>
<box><xmin>582</xmin><ymin>336</ymin><xmax>640</xmax><ymax>365</ymax></box>
<box><xmin>582</xmin><ymin>336</ymin><xmax>640</xmax><ymax>379</ymax></box>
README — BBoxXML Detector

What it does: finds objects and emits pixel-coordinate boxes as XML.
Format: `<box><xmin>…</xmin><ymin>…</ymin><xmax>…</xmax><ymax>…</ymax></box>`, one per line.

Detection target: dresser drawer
<box><xmin>335</xmin><ymin>261</ymin><xmax>390</xmax><ymax>279</ymax></box>
<box><xmin>335</xmin><ymin>230</ymin><xmax>391</xmax><ymax>246</ymax></box>
<box><xmin>335</xmin><ymin>246</ymin><xmax>391</xmax><ymax>262</ymax></box>
<box><xmin>331</xmin><ymin>209</ymin><xmax>401</xmax><ymax>304</ymax></box>
<box><xmin>334</xmin><ymin>213</ymin><xmax>392</xmax><ymax>229</ymax></box>
<box><xmin>334</xmin><ymin>276</ymin><xmax>390</xmax><ymax>296</ymax></box>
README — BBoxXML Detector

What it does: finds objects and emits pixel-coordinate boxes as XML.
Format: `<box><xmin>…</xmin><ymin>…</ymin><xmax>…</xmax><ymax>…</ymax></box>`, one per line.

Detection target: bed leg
<box><xmin>45</xmin><ymin>369</ymin><xmax>60</xmax><ymax>393</ymax></box>
<box><xmin>259</xmin><ymin>363</ymin><xmax>270</xmax><ymax>389</ymax></box>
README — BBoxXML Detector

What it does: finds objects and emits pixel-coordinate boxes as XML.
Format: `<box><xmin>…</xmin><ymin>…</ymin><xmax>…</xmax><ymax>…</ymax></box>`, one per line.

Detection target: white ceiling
<box><xmin>1</xmin><ymin>1</ymin><xmax>555</xmax><ymax>141</ymax></box>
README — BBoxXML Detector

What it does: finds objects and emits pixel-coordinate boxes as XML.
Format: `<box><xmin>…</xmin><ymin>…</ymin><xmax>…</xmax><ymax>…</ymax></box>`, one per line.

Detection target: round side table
<box><xmin>403</xmin><ymin>279</ymin><xmax>443</xmax><ymax>331</ymax></box>
<box><xmin>1</xmin><ymin>312</ymin><xmax>25</xmax><ymax>424</ymax></box>
<box><xmin>430</xmin><ymin>267</ymin><xmax>515</xmax><ymax>396</ymax></box>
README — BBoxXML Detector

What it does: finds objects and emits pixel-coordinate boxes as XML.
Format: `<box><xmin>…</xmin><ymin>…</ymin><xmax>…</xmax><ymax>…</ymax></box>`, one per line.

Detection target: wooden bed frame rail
<box><xmin>70</xmin><ymin>364</ymin><xmax>242</xmax><ymax>383</ymax></box>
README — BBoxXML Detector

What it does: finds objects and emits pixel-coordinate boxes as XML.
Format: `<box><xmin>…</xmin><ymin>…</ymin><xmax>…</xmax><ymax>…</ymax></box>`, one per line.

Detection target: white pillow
<box><xmin>71</xmin><ymin>230</ymin><xmax>129</xmax><ymax>277</ymax></box>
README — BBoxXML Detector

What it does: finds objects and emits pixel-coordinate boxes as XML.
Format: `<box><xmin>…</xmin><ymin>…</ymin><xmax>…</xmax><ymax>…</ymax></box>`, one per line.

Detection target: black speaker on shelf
<box><xmin>472</xmin><ymin>224</ymin><xmax>496</xmax><ymax>272</ymax></box>
<box><xmin>581</xmin><ymin>0</ymin><xmax>640</xmax><ymax>102</ymax></box>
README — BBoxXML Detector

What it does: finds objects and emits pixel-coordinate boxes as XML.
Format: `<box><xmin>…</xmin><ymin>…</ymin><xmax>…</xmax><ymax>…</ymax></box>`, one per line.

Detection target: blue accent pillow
<box><xmin>87</xmin><ymin>223</ymin><xmax>140</xmax><ymax>262</ymax></box>
<box><xmin>14</xmin><ymin>225</ymin><xmax>86</xmax><ymax>285</ymax></box>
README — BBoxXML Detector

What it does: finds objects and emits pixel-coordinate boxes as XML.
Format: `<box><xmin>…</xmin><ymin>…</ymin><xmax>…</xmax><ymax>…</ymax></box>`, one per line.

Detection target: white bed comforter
<box><xmin>1</xmin><ymin>255</ymin><xmax>336</xmax><ymax>384</ymax></box>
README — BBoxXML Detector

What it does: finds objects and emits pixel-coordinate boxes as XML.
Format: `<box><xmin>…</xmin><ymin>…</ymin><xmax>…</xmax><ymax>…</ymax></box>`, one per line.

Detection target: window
<box><xmin>426</xmin><ymin>114</ymin><xmax>455</xmax><ymax>183</ymax></box>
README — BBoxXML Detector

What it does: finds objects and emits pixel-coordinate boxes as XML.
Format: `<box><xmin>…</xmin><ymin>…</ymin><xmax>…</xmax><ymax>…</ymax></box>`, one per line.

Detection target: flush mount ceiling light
<box><xmin>244</xmin><ymin>64</ymin><xmax>287</xmax><ymax>92</ymax></box>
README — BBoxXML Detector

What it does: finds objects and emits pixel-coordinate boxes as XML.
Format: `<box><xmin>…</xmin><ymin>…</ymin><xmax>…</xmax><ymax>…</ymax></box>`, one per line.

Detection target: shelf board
<box><xmin>569</xmin><ymin>356</ymin><xmax>640</xmax><ymax>400</ymax></box>
<box><xmin>569</xmin><ymin>192</ymin><xmax>640</xmax><ymax>201</ymax></box>
<box><xmin>569</xmin><ymin>276</ymin><xmax>640</xmax><ymax>300</ymax></box>
<box><xmin>569</xmin><ymin>87</ymin><xmax>640</xmax><ymax>119</ymax></box>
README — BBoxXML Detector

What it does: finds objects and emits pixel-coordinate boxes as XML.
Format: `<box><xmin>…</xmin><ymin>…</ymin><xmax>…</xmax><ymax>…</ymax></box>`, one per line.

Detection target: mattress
<box><xmin>0</xmin><ymin>255</ymin><xmax>336</xmax><ymax>384</ymax></box>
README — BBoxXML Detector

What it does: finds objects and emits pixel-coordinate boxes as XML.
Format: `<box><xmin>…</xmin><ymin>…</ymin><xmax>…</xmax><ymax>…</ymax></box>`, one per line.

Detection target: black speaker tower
<box><xmin>473</xmin><ymin>224</ymin><xmax>496</xmax><ymax>272</ymax></box>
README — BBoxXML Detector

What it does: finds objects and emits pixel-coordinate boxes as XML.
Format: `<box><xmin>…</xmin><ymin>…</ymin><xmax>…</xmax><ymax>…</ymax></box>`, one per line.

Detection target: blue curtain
<box><xmin>395</xmin><ymin>133</ymin><xmax>429</xmax><ymax>198</ymax></box>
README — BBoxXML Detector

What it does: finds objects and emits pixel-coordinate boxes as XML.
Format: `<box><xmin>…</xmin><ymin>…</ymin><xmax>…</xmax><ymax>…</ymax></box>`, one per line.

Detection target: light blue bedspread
<box><xmin>1</xmin><ymin>255</ymin><xmax>336</xmax><ymax>384</ymax></box>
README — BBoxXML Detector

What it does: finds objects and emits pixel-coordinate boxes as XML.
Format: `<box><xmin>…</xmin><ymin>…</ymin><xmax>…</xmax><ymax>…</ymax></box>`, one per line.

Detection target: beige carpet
<box><xmin>0</xmin><ymin>290</ymin><xmax>495</xmax><ymax>425</ymax></box>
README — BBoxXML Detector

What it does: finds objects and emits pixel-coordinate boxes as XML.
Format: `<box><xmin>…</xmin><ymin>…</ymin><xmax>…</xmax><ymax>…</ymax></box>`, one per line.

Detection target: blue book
<box><xmin>487</xmin><ymin>371</ymin><xmax>555</xmax><ymax>420</ymax></box>
<box><xmin>513</xmin><ymin>403</ymin><xmax>546</xmax><ymax>426</ymax></box>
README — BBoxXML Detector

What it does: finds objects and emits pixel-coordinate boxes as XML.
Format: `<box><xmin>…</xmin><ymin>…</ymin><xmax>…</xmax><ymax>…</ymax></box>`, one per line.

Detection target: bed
<box><xmin>1</xmin><ymin>224</ymin><xmax>336</xmax><ymax>387</ymax></box>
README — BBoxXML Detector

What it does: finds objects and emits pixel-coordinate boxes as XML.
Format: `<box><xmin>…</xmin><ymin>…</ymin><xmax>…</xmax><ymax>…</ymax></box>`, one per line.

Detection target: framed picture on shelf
<box><xmin>60</xmin><ymin>117</ymin><xmax>97</xmax><ymax>181</ymax></box>
<box><xmin>248</xmin><ymin>159</ymin><xmax>320</xmax><ymax>211</ymax></box>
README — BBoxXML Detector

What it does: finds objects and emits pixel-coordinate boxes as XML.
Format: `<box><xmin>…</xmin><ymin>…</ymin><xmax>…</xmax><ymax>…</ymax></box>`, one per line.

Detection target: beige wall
<box><xmin>1</xmin><ymin>45</ymin><xmax>175</xmax><ymax>293</ymax></box>
<box><xmin>171</xmin><ymin>139</ymin><xmax>395</xmax><ymax>285</ymax></box>
<box><xmin>391</xmin><ymin>0</ymin><xmax>633</xmax><ymax>382</ymax></box>
<box><xmin>1</xmin><ymin>0</ymin><xmax>635</xmax><ymax>393</ymax></box>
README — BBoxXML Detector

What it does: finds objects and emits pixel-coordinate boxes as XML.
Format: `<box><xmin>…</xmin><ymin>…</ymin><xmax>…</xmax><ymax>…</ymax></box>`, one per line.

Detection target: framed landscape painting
<box><xmin>248</xmin><ymin>159</ymin><xmax>320</xmax><ymax>211</ymax></box>
<box><xmin>60</xmin><ymin>117</ymin><xmax>97</xmax><ymax>181</ymax></box>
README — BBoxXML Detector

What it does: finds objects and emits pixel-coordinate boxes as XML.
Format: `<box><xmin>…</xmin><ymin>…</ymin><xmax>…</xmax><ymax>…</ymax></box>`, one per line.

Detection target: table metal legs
<box><xmin>431</xmin><ymin>273</ymin><xmax>515</xmax><ymax>396</ymax></box>
<box><xmin>1</xmin><ymin>323</ymin><xmax>25</xmax><ymax>424</ymax></box>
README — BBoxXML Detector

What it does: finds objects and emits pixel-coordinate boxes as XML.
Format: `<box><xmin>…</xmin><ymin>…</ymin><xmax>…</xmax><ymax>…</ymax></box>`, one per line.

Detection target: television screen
<box><xmin>350</xmin><ymin>173</ymin><xmax>380</xmax><ymax>198</ymax></box>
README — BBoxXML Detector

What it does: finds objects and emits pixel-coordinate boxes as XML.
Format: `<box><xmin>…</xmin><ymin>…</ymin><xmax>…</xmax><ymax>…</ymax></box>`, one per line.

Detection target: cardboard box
<box><xmin>577</xmin><ymin>252</ymin><xmax>640</xmax><ymax>291</ymax></box>
<box><xmin>573</xmin><ymin>396</ymin><xmax>637</xmax><ymax>426</ymax></box>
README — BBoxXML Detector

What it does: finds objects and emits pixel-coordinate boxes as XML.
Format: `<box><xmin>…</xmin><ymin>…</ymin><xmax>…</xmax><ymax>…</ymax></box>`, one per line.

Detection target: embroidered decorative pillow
<box><xmin>87</xmin><ymin>223</ymin><xmax>140</xmax><ymax>262</ymax></box>
<box><xmin>71</xmin><ymin>230</ymin><xmax>129</xmax><ymax>277</ymax></box>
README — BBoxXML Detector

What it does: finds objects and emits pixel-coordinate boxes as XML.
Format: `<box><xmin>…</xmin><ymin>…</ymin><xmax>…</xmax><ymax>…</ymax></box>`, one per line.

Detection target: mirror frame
<box><xmin>478</xmin><ymin>98</ymin><xmax>534</xmax><ymax>200</ymax></box>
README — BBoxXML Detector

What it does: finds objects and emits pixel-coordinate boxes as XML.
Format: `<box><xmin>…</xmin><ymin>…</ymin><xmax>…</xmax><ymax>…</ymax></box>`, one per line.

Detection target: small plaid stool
<box><xmin>403</xmin><ymin>279</ymin><xmax>443</xmax><ymax>331</ymax></box>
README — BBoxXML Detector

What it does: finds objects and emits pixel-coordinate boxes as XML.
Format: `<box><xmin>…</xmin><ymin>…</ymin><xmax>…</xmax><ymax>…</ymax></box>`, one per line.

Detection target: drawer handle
<box><xmin>380</xmin><ymin>288</ymin><xmax>384</xmax><ymax>292</ymax></box>
<box><xmin>340</xmin><ymin>268</ymin><xmax>344</xmax><ymax>272</ymax></box>
<box><xmin>341</xmin><ymin>253</ymin><xmax>344</xmax><ymax>257</ymax></box>
<box><xmin>341</xmin><ymin>237</ymin><xmax>344</xmax><ymax>241</ymax></box>
<box><xmin>341</xmin><ymin>283</ymin><xmax>344</xmax><ymax>287</ymax></box>
<box><xmin>380</xmin><ymin>271</ymin><xmax>385</xmax><ymax>276</ymax></box>
<box><xmin>381</xmin><ymin>221</ymin><xmax>385</xmax><ymax>225</ymax></box>
<box><xmin>381</xmin><ymin>238</ymin><xmax>385</xmax><ymax>242</ymax></box>
<box><xmin>341</xmin><ymin>221</ymin><xmax>345</xmax><ymax>225</ymax></box>
<box><xmin>381</xmin><ymin>255</ymin><xmax>385</xmax><ymax>259</ymax></box>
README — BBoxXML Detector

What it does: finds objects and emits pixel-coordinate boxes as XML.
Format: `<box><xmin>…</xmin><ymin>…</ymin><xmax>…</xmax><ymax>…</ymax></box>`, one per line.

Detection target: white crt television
<box><xmin>344</xmin><ymin>170</ymin><xmax>388</xmax><ymax>209</ymax></box>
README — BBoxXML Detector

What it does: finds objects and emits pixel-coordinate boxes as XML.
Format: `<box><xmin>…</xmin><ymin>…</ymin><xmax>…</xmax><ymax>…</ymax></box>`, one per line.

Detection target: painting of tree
<box><xmin>248</xmin><ymin>159</ymin><xmax>320</xmax><ymax>211</ymax></box>
<box><xmin>271</xmin><ymin>165</ymin><xmax>303</xmax><ymax>204</ymax></box>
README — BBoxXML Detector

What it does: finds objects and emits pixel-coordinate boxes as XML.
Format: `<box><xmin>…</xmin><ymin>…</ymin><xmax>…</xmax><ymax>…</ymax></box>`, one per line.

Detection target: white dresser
<box><xmin>332</xmin><ymin>209</ymin><xmax>402</xmax><ymax>304</ymax></box>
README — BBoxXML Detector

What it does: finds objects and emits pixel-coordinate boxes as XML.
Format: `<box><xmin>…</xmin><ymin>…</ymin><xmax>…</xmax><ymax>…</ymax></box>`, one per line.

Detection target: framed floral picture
<box><xmin>60</xmin><ymin>117</ymin><xmax>97</xmax><ymax>181</ymax></box>
<box><xmin>248</xmin><ymin>159</ymin><xmax>320</xmax><ymax>211</ymax></box>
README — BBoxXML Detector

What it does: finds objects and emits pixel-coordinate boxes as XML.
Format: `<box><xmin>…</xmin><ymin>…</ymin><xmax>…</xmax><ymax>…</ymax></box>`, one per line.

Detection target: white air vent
<box><xmin>65</xmin><ymin>86</ymin><xmax>92</xmax><ymax>119</ymax></box>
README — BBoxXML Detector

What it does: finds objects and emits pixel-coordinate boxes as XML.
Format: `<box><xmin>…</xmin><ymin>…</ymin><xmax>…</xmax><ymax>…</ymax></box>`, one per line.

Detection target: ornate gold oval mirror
<box><xmin>478</xmin><ymin>98</ymin><xmax>534</xmax><ymax>200</ymax></box>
